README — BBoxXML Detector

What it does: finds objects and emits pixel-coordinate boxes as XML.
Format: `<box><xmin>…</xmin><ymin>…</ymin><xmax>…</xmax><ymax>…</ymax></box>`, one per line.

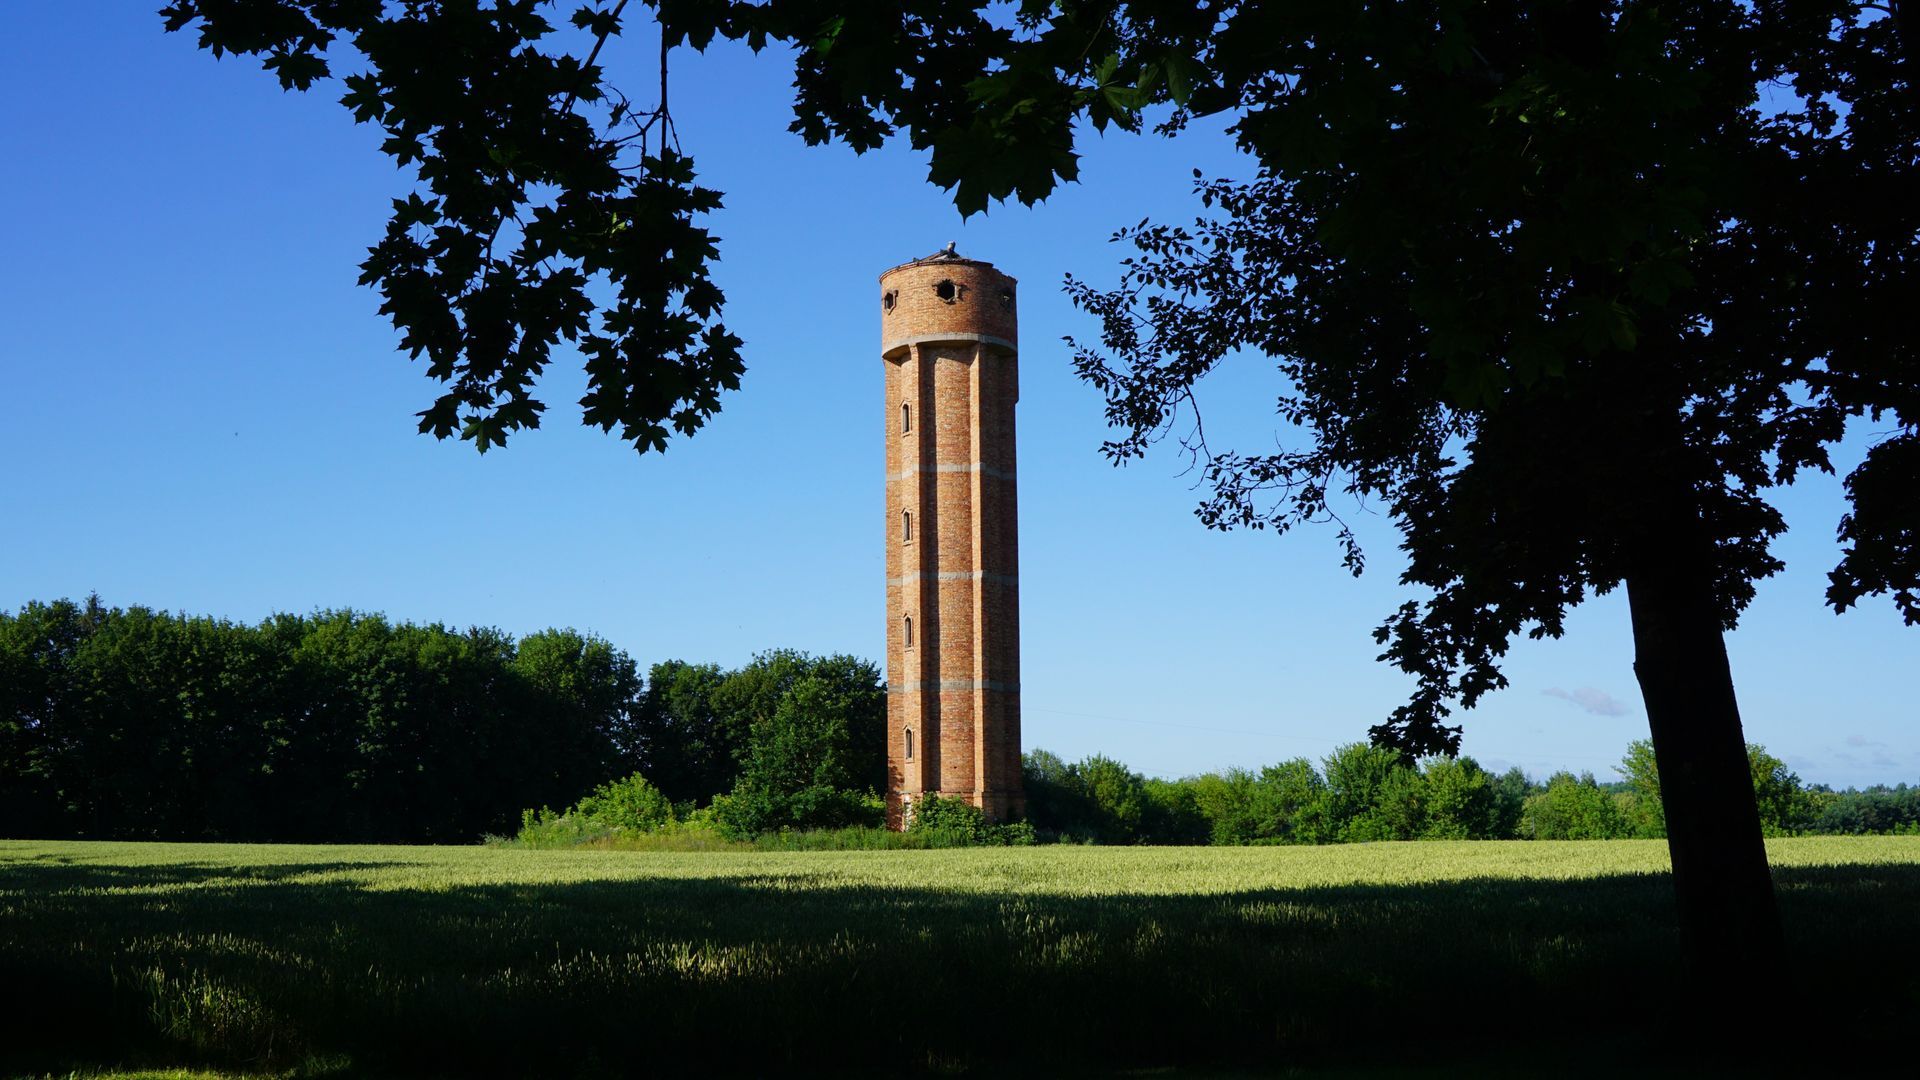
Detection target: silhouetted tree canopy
<box><xmin>1059</xmin><ymin>2</ymin><xmax>1916</xmax><ymax>750</ymax></box>
<box><xmin>158</xmin><ymin>0</ymin><xmax>1915</xmax><ymax>665</ymax></box>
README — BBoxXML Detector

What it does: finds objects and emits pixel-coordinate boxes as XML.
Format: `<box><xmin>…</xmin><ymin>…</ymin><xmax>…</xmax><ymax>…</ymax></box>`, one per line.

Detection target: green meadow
<box><xmin>5</xmin><ymin>838</ymin><xmax>1917</xmax><ymax>1077</ymax></box>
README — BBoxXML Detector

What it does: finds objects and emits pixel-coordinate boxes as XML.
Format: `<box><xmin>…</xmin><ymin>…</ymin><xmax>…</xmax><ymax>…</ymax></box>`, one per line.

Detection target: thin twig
<box><xmin>561</xmin><ymin>0</ymin><xmax>631</xmax><ymax>118</ymax></box>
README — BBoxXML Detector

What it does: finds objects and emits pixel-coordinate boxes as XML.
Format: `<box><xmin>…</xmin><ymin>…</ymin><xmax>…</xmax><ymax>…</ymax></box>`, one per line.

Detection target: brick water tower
<box><xmin>881</xmin><ymin>245</ymin><xmax>1025</xmax><ymax>826</ymax></box>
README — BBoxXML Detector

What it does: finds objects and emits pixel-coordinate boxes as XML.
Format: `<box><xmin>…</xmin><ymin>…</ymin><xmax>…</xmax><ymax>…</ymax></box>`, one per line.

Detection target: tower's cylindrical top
<box><xmin>879</xmin><ymin>245</ymin><xmax>1017</xmax><ymax>358</ymax></box>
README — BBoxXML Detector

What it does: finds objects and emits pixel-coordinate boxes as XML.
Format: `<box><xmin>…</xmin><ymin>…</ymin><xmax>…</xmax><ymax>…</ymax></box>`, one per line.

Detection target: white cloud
<box><xmin>1543</xmin><ymin>686</ymin><xmax>1633</xmax><ymax>717</ymax></box>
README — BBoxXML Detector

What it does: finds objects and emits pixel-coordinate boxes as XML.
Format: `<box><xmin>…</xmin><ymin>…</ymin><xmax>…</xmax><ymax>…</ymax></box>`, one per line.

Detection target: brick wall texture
<box><xmin>880</xmin><ymin>253</ymin><xmax>1025</xmax><ymax>826</ymax></box>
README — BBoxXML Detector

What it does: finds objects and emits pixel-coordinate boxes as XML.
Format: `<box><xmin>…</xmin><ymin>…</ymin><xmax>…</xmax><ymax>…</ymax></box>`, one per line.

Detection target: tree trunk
<box><xmin>1624</xmin><ymin>540</ymin><xmax>1782</xmax><ymax>984</ymax></box>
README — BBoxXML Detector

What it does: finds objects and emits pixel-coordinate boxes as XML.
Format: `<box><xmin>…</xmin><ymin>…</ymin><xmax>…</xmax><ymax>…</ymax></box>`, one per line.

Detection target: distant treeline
<box><xmin>3</xmin><ymin>598</ymin><xmax>1912</xmax><ymax>844</ymax></box>
<box><xmin>0</xmin><ymin>598</ymin><xmax>879</xmax><ymax>842</ymax></box>
<box><xmin>1021</xmin><ymin>744</ymin><xmax>1920</xmax><ymax>845</ymax></box>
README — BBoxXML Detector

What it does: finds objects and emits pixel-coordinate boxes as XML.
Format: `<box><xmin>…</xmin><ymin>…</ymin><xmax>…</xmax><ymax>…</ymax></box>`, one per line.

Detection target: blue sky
<box><xmin>2</xmin><ymin>5</ymin><xmax>1912</xmax><ymax>787</ymax></box>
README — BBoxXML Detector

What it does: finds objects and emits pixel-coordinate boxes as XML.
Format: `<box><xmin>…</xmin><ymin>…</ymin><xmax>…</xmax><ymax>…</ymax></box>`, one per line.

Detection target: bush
<box><xmin>906</xmin><ymin>793</ymin><xmax>1037</xmax><ymax>847</ymax></box>
<box><xmin>1187</xmin><ymin>768</ymin><xmax>1262</xmax><ymax>845</ymax></box>
<box><xmin>1021</xmin><ymin>750</ymin><xmax>1152</xmax><ymax>843</ymax></box>
<box><xmin>1748</xmin><ymin>745</ymin><xmax>1806</xmax><ymax>835</ymax></box>
<box><xmin>1021</xmin><ymin>749</ymin><xmax>1083</xmax><ymax>837</ymax></box>
<box><xmin>1421</xmin><ymin>756</ymin><xmax>1496</xmax><ymax>840</ymax></box>
<box><xmin>1081</xmin><ymin>755</ymin><xmax>1154</xmax><ymax>842</ymax></box>
<box><xmin>572</xmin><ymin>772</ymin><xmax>675</xmax><ymax>831</ymax></box>
<box><xmin>713</xmin><ymin>677</ymin><xmax>883</xmax><ymax>838</ymax></box>
<box><xmin>1323</xmin><ymin>743</ymin><xmax>1418</xmax><ymax>842</ymax></box>
<box><xmin>1520</xmin><ymin>773</ymin><xmax>1629</xmax><ymax>840</ymax></box>
<box><xmin>712</xmin><ymin>787</ymin><xmax>884</xmax><ymax>840</ymax></box>
<box><xmin>1491</xmin><ymin>767</ymin><xmax>1531</xmax><ymax>839</ymax></box>
<box><xmin>1259</xmin><ymin>759</ymin><xmax>1334</xmax><ymax>844</ymax></box>
<box><xmin>1189</xmin><ymin>761</ymin><xmax>1334</xmax><ymax>846</ymax></box>
<box><xmin>1322</xmin><ymin>743</ymin><xmax>1405</xmax><ymax>827</ymax></box>
<box><xmin>1141</xmin><ymin>778</ymin><xmax>1209</xmax><ymax>844</ymax></box>
<box><xmin>1367</xmin><ymin>766</ymin><xmax>1430</xmax><ymax>841</ymax></box>
<box><xmin>1616</xmin><ymin>739</ymin><xmax>1667</xmax><ymax>837</ymax></box>
<box><xmin>514</xmin><ymin>772</ymin><xmax>676</xmax><ymax>846</ymax></box>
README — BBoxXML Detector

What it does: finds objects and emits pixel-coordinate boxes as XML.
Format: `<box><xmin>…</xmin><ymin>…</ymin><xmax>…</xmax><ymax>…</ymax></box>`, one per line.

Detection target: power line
<box><xmin>1025</xmin><ymin>705</ymin><xmax>1331</xmax><ymax>743</ymax></box>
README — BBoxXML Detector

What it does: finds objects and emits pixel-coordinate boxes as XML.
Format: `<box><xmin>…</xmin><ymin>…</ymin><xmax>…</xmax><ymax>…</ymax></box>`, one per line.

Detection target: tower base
<box><xmin>887</xmin><ymin>789</ymin><xmax>1027</xmax><ymax>830</ymax></box>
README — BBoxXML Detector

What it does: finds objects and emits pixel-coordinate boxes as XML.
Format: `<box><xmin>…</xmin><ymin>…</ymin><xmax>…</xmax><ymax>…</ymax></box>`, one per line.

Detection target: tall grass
<box><xmin>3</xmin><ymin>838</ymin><xmax>1917</xmax><ymax>1077</ymax></box>
<box><xmin>502</xmin><ymin>820</ymin><xmax>976</xmax><ymax>851</ymax></box>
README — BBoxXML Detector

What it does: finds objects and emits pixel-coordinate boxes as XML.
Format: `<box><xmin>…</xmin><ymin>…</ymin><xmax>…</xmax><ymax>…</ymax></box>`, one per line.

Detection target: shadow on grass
<box><xmin>1</xmin><ymin>857</ymin><xmax>1913</xmax><ymax>1077</ymax></box>
<box><xmin>1</xmin><ymin>855</ymin><xmax>422</xmax><ymax>892</ymax></box>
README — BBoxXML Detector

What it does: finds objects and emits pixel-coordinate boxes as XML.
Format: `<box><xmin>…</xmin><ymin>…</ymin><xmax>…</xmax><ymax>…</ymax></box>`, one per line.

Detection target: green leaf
<box><xmin>1166</xmin><ymin>53</ymin><xmax>1199</xmax><ymax>108</ymax></box>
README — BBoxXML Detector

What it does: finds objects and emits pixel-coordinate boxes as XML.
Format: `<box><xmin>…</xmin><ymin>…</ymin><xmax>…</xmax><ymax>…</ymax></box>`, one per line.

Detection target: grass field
<box><xmin>4</xmin><ymin>838</ymin><xmax>1917</xmax><ymax>1077</ymax></box>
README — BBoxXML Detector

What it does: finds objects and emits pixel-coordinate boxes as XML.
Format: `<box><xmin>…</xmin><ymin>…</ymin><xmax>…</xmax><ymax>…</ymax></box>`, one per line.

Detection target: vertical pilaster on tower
<box><xmin>881</xmin><ymin>246</ymin><xmax>1024</xmax><ymax>827</ymax></box>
